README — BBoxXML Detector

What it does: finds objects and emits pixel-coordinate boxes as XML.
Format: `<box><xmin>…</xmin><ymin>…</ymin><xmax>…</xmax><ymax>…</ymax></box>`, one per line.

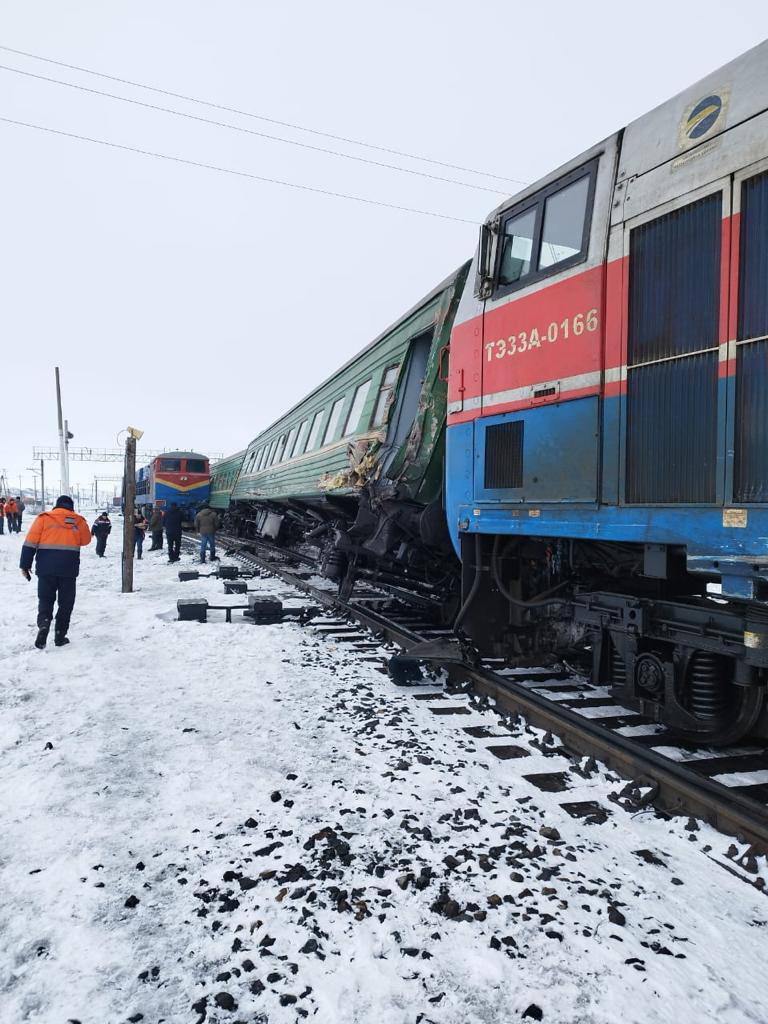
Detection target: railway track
<box><xmin>183</xmin><ymin>532</ymin><xmax>768</xmax><ymax>865</ymax></box>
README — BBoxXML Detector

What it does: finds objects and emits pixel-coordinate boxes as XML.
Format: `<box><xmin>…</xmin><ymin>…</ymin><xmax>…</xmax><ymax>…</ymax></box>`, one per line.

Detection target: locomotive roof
<box><xmin>153</xmin><ymin>451</ymin><xmax>208</xmax><ymax>460</ymax></box>
<box><xmin>486</xmin><ymin>37</ymin><xmax>768</xmax><ymax>224</ymax></box>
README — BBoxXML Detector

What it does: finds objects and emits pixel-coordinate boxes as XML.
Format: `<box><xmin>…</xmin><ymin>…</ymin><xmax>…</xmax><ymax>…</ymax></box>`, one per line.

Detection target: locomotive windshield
<box><xmin>186</xmin><ymin>459</ymin><xmax>207</xmax><ymax>473</ymax></box>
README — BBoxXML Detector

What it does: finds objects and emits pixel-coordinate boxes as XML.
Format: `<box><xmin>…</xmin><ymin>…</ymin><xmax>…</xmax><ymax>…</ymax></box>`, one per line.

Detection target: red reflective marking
<box><xmin>719</xmin><ymin>214</ymin><xmax>732</xmax><ymax>345</ymax></box>
<box><xmin>728</xmin><ymin>211</ymin><xmax>741</xmax><ymax>342</ymax></box>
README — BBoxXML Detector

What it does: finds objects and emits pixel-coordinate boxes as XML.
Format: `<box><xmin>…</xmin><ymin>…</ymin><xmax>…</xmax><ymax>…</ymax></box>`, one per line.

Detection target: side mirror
<box><xmin>473</xmin><ymin>220</ymin><xmax>498</xmax><ymax>299</ymax></box>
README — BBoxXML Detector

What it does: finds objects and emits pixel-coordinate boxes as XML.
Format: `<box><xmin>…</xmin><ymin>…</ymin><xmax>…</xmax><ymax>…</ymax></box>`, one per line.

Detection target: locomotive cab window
<box><xmin>159</xmin><ymin>458</ymin><xmax>181</xmax><ymax>472</ymax></box>
<box><xmin>498</xmin><ymin>208</ymin><xmax>535</xmax><ymax>285</ymax></box>
<box><xmin>186</xmin><ymin>459</ymin><xmax>206</xmax><ymax>473</ymax></box>
<box><xmin>494</xmin><ymin>160</ymin><xmax>596</xmax><ymax>296</ymax></box>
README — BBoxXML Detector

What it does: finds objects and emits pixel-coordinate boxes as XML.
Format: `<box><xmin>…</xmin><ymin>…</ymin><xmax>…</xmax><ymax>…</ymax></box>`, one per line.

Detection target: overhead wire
<box><xmin>0</xmin><ymin>115</ymin><xmax>481</xmax><ymax>224</ymax></box>
<box><xmin>0</xmin><ymin>43</ymin><xmax>527</xmax><ymax>187</ymax></box>
<box><xmin>0</xmin><ymin>62</ymin><xmax>507</xmax><ymax>195</ymax></box>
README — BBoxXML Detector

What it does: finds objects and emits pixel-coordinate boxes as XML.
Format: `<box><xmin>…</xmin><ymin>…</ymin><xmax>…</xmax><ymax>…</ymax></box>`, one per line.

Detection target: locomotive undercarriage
<box><xmin>459</xmin><ymin>533</ymin><xmax>768</xmax><ymax>745</ymax></box>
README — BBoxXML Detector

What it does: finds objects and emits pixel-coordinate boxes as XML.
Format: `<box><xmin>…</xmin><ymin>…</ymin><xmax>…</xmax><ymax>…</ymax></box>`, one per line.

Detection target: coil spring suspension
<box><xmin>610</xmin><ymin>645</ymin><xmax>626</xmax><ymax>686</ymax></box>
<box><xmin>688</xmin><ymin>652</ymin><xmax>728</xmax><ymax>720</ymax></box>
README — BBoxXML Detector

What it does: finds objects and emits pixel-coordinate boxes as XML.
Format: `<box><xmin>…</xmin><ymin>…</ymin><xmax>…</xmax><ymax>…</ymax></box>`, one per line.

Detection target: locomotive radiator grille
<box><xmin>734</xmin><ymin>170</ymin><xmax>768</xmax><ymax>502</ymax></box>
<box><xmin>484</xmin><ymin>420</ymin><xmax>524</xmax><ymax>489</ymax></box>
<box><xmin>626</xmin><ymin>192</ymin><xmax>721</xmax><ymax>504</ymax></box>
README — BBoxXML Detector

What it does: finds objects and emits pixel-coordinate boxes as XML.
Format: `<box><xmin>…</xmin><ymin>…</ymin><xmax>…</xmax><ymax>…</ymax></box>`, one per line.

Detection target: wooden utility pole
<box><xmin>40</xmin><ymin>459</ymin><xmax>46</xmax><ymax>510</ymax></box>
<box><xmin>122</xmin><ymin>434</ymin><xmax>137</xmax><ymax>593</ymax></box>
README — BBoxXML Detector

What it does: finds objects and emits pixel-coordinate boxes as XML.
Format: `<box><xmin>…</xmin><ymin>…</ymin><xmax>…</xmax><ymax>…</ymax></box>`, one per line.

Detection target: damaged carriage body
<box><xmin>218</xmin><ymin>264</ymin><xmax>470</xmax><ymax>607</ymax></box>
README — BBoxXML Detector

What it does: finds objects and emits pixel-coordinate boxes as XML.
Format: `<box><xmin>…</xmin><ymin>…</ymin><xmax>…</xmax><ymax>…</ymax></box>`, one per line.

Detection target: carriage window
<box><xmin>323</xmin><ymin>397</ymin><xmax>346</xmax><ymax>445</ymax></box>
<box><xmin>284</xmin><ymin>425</ymin><xmax>298</xmax><ymax>460</ymax></box>
<box><xmin>498</xmin><ymin>208</ymin><xmax>536</xmax><ymax>285</ymax></box>
<box><xmin>371</xmin><ymin>366</ymin><xmax>399</xmax><ymax>427</ymax></box>
<box><xmin>344</xmin><ymin>380</ymin><xmax>372</xmax><ymax>435</ymax></box>
<box><xmin>306</xmin><ymin>409</ymin><xmax>325</xmax><ymax>451</ymax></box>
<box><xmin>186</xmin><ymin>459</ymin><xmax>206</xmax><ymax>473</ymax></box>
<box><xmin>274</xmin><ymin>434</ymin><xmax>288</xmax><ymax>464</ymax></box>
<box><xmin>539</xmin><ymin>175</ymin><xmax>590</xmax><ymax>269</ymax></box>
<box><xmin>270</xmin><ymin>438</ymin><xmax>285</xmax><ymax>465</ymax></box>
<box><xmin>159</xmin><ymin>458</ymin><xmax>181</xmax><ymax>472</ymax></box>
<box><xmin>293</xmin><ymin>418</ymin><xmax>310</xmax><ymax>456</ymax></box>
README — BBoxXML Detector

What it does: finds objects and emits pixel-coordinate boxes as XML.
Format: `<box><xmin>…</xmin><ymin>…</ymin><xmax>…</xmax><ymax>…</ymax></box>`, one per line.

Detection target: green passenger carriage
<box><xmin>225</xmin><ymin>263</ymin><xmax>470</xmax><ymax>595</ymax></box>
<box><xmin>209</xmin><ymin>450</ymin><xmax>247</xmax><ymax>512</ymax></box>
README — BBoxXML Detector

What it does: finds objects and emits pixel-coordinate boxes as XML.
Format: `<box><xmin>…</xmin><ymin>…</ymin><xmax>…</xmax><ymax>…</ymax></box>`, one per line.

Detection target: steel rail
<box><xmin>191</xmin><ymin>533</ymin><xmax>768</xmax><ymax>856</ymax></box>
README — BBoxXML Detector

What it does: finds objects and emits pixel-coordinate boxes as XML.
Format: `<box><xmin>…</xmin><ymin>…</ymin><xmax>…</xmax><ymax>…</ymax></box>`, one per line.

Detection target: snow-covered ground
<box><xmin>1</xmin><ymin>520</ymin><xmax>767</xmax><ymax>1024</ymax></box>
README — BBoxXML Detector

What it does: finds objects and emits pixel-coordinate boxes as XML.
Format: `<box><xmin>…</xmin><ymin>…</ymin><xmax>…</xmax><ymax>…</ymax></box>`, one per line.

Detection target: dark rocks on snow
<box><xmin>244</xmin><ymin>817</ymin><xmax>258</xmax><ymax>828</ymax></box>
<box><xmin>270</xmin><ymin>791</ymin><xmax>282</xmax><ymax>803</ymax></box>
<box><xmin>250</xmin><ymin>979</ymin><xmax>266</xmax><ymax>995</ymax></box>
<box><xmin>124</xmin><ymin>895</ymin><xmax>140</xmax><ymax>909</ymax></box>
<box><xmin>300</xmin><ymin>938</ymin><xmax>319</xmax><ymax>954</ymax></box>
<box><xmin>522</xmin><ymin>1004</ymin><xmax>543</xmax><ymax>1020</ymax></box>
<box><xmin>539</xmin><ymin>826</ymin><xmax>561</xmax><ymax>842</ymax></box>
<box><xmin>213</xmin><ymin>991</ymin><xmax>237</xmax><ymax>1011</ymax></box>
<box><xmin>608</xmin><ymin>906</ymin><xmax>626</xmax><ymax>926</ymax></box>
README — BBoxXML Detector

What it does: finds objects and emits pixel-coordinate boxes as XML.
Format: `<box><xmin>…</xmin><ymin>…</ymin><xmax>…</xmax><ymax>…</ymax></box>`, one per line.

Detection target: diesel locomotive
<box><xmin>212</xmin><ymin>41</ymin><xmax>768</xmax><ymax>744</ymax></box>
<box><xmin>136</xmin><ymin>452</ymin><xmax>211</xmax><ymax>521</ymax></box>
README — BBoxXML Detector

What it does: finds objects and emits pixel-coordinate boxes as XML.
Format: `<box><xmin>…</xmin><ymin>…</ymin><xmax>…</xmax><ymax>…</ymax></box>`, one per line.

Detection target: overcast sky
<box><xmin>3</xmin><ymin>1</ymin><xmax>768</xmax><ymax>497</ymax></box>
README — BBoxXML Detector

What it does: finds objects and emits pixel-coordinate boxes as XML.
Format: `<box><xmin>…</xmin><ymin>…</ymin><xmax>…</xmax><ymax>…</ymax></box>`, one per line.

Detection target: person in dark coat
<box><xmin>91</xmin><ymin>512</ymin><xmax>112</xmax><ymax>557</ymax></box>
<box><xmin>16</xmin><ymin>497</ymin><xmax>26</xmax><ymax>532</ymax></box>
<box><xmin>148</xmin><ymin>507</ymin><xmax>164</xmax><ymax>550</ymax></box>
<box><xmin>164</xmin><ymin>502</ymin><xmax>183</xmax><ymax>563</ymax></box>
<box><xmin>133</xmin><ymin>510</ymin><xmax>148</xmax><ymax>559</ymax></box>
<box><xmin>20</xmin><ymin>494</ymin><xmax>91</xmax><ymax>648</ymax></box>
<box><xmin>0</xmin><ymin>497</ymin><xmax>5</xmax><ymax>534</ymax></box>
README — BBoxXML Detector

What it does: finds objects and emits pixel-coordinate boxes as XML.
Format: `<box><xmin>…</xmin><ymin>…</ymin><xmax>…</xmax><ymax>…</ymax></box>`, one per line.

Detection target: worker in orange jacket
<box><xmin>5</xmin><ymin>496</ymin><xmax>18</xmax><ymax>532</ymax></box>
<box><xmin>20</xmin><ymin>495</ymin><xmax>92</xmax><ymax>648</ymax></box>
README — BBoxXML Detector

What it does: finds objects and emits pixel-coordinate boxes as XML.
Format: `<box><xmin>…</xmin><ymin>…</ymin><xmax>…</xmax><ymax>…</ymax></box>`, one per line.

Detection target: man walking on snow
<box><xmin>20</xmin><ymin>495</ymin><xmax>91</xmax><ymax>649</ymax></box>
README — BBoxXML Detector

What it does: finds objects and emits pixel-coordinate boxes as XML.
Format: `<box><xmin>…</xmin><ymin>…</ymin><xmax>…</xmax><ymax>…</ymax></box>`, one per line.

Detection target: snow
<box><xmin>1</xmin><ymin>521</ymin><xmax>768</xmax><ymax>1024</ymax></box>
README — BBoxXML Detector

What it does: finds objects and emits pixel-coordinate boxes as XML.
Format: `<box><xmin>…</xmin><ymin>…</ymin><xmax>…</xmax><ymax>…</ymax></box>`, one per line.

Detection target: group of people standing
<box><xmin>0</xmin><ymin>496</ymin><xmax>25</xmax><ymax>533</ymax></box>
<box><xmin>18</xmin><ymin>497</ymin><xmax>220</xmax><ymax>648</ymax></box>
<box><xmin>91</xmin><ymin>502</ymin><xmax>216</xmax><ymax>564</ymax></box>
<box><xmin>127</xmin><ymin>503</ymin><xmax>185</xmax><ymax>561</ymax></box>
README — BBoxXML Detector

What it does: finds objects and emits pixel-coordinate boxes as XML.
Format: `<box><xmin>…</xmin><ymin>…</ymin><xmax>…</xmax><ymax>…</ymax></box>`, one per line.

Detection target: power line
<box><xmin>0</xmin><ymin>63</ymin><xmax>506</xmax><ymax>195</ymax></box>
<box><xmin>0</xmin><ymin>42</ymin><xmax>527</xmax><ymax>187</ymax></box>
<box><xmin>0</xmin><ymin>115</ymin><xmax>481</xmax><ymax>224</ymax></box>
